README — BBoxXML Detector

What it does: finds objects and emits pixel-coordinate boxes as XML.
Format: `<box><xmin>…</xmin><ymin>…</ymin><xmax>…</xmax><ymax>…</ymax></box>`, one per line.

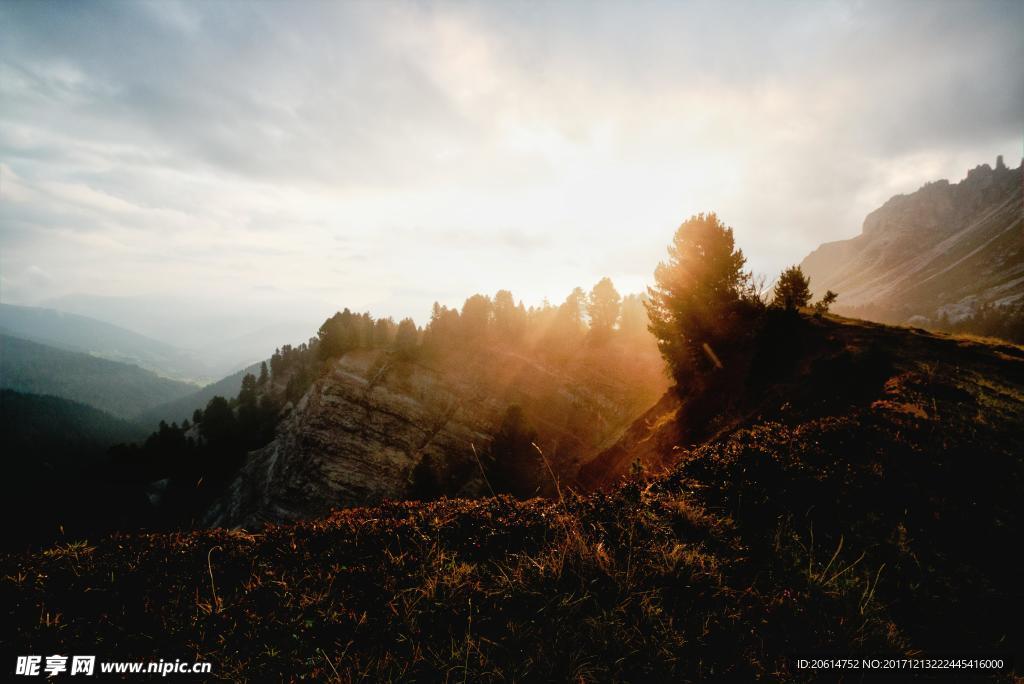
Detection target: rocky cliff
<box><xmin>801</xmin><ymin>157</ymin><xmax>1023</xmax><ymax>325</ymax></box>
<box><xmin>205</xmin><ymin>344</ymin><xmax>666</xmax><ymax>528</ymax></box>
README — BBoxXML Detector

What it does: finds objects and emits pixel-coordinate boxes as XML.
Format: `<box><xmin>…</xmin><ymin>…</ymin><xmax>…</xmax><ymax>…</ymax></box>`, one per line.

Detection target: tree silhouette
<box><xmin>238</xmin><ymin>373</ymin><xmax>258</xmax><ymax>408</ymax></box>
<box><xmin>619</xmin><ymin>293</ymin><xmax>649</xmax><ymax>338</ymax></box>
<box><xmin>493</xmin><ymin>290</ymin><xmax>527</xmax><ymax>342</ymax></box>
<box><xmin>556</xmin><ymin>287</ymin><xmax>586</xmax><ymax>333</ymax></box>
<box><xmin>645</xmin><ymin>212</ymin><xmax>750</xmax><ymax>378</ymax></box>
<box><xmin>488</xmin><ymin>404</ymin><xmax>540</xmax><ymax>498</ymax></box>
<box><xmin>198</xmin><ymin>396</ymin><xmax>237</xmax><ymax>448</ymax></box>
<box><xmin>771</xmin><ymin>266</ymin><xmax>812</xmax><ymax>311</ymax></box>
<box><xmin>393</xmin><ymin>318</ymin><xmax>419</xmax><ymax>359</ymax></box>
<box><xmin>318</xmin><ymin>308</ymin><xmax>360</xmax><ymax>360</ymax></box>
<box><xmin>812</xmin><ymin>290</ymin><xmax>838</xmax><ymax>316</ymax></box>
<box><xmin>460</xmin><ymin>294</ymin><xmax>492</xmax><ymax>342</ymax></box>
<box><xmin>587</xmin><ymin>277</ymin><xmax>622</xmax><ymax>337</ymax></box>
<box><xmin>373</xmin><ymin>317</ymin><xmax>396</xmax><ymax>348</ymax></box>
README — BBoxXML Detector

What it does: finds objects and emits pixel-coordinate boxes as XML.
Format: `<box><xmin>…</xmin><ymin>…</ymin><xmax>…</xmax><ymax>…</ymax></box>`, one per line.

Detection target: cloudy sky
<box><xmin>1</xmin><ymin>0</ymin><xmax>1021</xmax><ymax>342</ymax></box>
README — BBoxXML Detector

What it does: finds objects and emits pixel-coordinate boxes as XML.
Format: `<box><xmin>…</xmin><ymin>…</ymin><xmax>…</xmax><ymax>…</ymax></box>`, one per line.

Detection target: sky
<box><xmin>1</xmin><ymin>0</ymin><xmax>1021</xmax><ymax>346</ymax></box>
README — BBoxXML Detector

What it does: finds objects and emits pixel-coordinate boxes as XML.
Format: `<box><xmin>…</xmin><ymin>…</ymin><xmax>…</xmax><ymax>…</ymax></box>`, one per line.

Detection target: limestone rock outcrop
<box><xmin>205</xmin><ymin>346</ymin><xmax>666</xmax><ymax>528</ymax></box>
<box><xmin>800</xmin><ymin>158</ymin><xmax>1023</xmax><ymax>324</ymax></box>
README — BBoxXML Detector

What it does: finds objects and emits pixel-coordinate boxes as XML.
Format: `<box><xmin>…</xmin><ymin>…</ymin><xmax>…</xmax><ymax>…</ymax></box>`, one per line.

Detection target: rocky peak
<box><xmin>800</xmin><ymin>157</ymin><xmax>1023</xmax><ymax>325</ymax></box>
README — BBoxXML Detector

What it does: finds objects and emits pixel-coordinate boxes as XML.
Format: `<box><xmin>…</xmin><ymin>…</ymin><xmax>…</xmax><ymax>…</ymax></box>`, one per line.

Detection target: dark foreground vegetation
<box><xmin>2</xmin><ymin>310</ymin><xmax>1021</xmax><ymax>681</ymax></box>
<box><xmin>0</xmin><ymin>390</ymin><xmax>153</xmax><ymax>548</ymax></box>
<box><xmin>3</xmin><ymin>214</ymin><xmax>1021</xmax><ymax>680</ymax></box>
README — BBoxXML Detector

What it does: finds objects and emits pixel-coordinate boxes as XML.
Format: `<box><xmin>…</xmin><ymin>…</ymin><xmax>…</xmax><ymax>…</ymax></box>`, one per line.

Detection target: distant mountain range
<box><xmin>0</xmin><ymin>303</ymin><xmax>221</xmax><ymax>382</ymax></box>
<box><xmin>0</xmin><ymin>334</ymin><xmax>197</xmax><ymax>420</ymax></box>
<box><xmin>801</xmin><ymin>156</ymin><xmax>1023</xmax><ymax>327</ymax></box>
<box><xmin>38</xmin><ymin>293</ymin><xmax>323</xmax><ymax>376</ymax></box>
<box><xmin>0</xmin><ymin>302</ymin><xmax>312</xmax><ymax>383</ymax></box>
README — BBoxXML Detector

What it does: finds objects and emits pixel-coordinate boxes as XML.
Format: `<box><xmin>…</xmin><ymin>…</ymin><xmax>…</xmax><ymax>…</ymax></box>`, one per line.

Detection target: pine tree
<box><xmin>488</xmin><ymin>405</ymin><xmax>540</xmax><ymax>498</ymax></box>
<box><xmin>587</xmin><ymin>277</ymin><xmax>622</xmax><ymax>337</ymax></box>
<box><xmin>460</xmin><ymin>294</ymin><xmax>492</xmax><ymax>341</ymax></box>
<box><xmin>812</xmin><ymin>290</ymin><xmax>838</xmax><ymax>316</ymax></box>
<box><xmin>238</xmin><ymin>373</ymin><xmax>258</xmax><ymax>408</ymax></box>
<box><xmin>393</xmin><ymin>318</ymin><xmax>419</xmax><ymax>359</ymax></box>
<box><xmin>493</xmin><ymin>290</ymin><xmax>526</xmax><ymax>342</ymax></box>
<box><xmin>771</xmin><ymin>266</ymin><xmax>812</xmax><ymax>310</ymax></box>
<box><xmin>619</xmin><ymin>293</ymin><xmax>649</xmax><ymax>338</ymax></box>
<box><xmin>645</xmin><ymin>212</ymin><xmax>750</xmax><ymax>378</ymax></box>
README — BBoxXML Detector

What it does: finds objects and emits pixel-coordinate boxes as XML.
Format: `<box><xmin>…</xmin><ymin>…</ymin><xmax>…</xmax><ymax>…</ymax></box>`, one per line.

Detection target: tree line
<box><xmin>645</xmin><ymin>212</ymin><xmax>837</xmax><ymax>385</ymax></box>
<box><xmin>111</xmin><ymin>273</ymin><xmax>660</xmax><ymax>520</ymax></box>
<box><xmin>115</xmin><ymin>211</ymin><xmax>844</xmax><ymax>518</ymax></box>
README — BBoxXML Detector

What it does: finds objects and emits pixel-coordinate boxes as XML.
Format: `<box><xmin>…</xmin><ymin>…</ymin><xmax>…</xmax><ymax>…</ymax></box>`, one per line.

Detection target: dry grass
<box><xmin>2</xmin><ymin>313</ymin><xmax>1021</xmax><ymax>681</ymax></box>
<box><xmin>1</xmin><ymin>483</ymin><xmax>903</xmax><ymax>682</ymax></box>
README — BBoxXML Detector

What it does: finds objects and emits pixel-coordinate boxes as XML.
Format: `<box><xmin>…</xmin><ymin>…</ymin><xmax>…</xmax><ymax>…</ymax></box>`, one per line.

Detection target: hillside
<box><xmin>0</xmin><ymin>334</ymin><xmax>197</xmax><ymax>420</ymax></box>
<box><xmin>134</xmin><ymin>362</ymin><xmax>261</xmax><ymax>429</ymax></box>
<box><xmin>0</xmin><ymin>304</ymin><xmax>220</xmax><ymax>383</ymax></box>
<box><xmin>593</xmin><ymin>312</ymin><xmax>1024</xmax><ymax>665</ymax></box>
<box><xmin>206</xmin><ymin>338</ymin><xmax>667</xmax><ymax>528</ymax></box>
<box><xmin>0</xmin><ymin>389</ymin><xmax>148</xmax><ymax>458</ymax></box>
<box><xmin>801</xmin><ymin>157</ymin><xmax>1023</xmax><ymax>333</ymax></box>
<box><xmin>3</xmin><ymin>314</ymin><xmax>1019</xmax><ymax>679</ymax></box>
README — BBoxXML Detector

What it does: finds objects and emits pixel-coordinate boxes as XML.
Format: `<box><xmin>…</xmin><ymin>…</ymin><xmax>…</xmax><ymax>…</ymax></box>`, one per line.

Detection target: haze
<box><xmin>1</xmin><ymin>0</ymin><xmax>1021</xmax><ymax>349</ymax></box>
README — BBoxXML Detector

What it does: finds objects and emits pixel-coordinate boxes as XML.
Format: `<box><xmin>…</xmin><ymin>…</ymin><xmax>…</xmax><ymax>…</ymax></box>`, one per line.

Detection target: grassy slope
<box><xmin>1</xmin><ymin>314</ymin><xmax>1021</xmax><ymax>681</ymax></box>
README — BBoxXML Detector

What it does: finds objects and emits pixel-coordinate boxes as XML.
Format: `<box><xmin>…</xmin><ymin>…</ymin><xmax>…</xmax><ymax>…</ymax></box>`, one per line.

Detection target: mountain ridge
<box><xmin>0</xmin><ymin>334</ymin><xmax>197</xmax><ymax>420</ymax></box>
<box><xmin>800</xmin><ymin>157</ymin><xmax>1023</xmax><ymax>331</ymax></box>
<box><xmin>204</xmin><ymin>339</ymin><xmax>667</xmax><ymax>528</ymax></box>
<box><xmin>0</xmin><ymin>303</ymin><xmax>218</xmax><ymax>383</ymax></box>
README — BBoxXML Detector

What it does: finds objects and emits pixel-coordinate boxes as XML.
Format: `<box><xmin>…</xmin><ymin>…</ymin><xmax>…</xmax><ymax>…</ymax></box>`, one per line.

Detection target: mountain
<box><xmin>5</xmin><ymin>314</ymin><xmax>1020</xmax><ymax>679</ymax></box>
<box><xmin>134</xmin><ymin>362</ymin><xmax>261</xmax><ymax>429</ymax></box>
<box><xmin>40</xmin><ymin>293</ymin><xmax>324</xmax><ymax>370</ymax></box>
<box><xmin>204</xmin><ymin>340</ymin><xmax>667</xmax><ymax>528</ymax></box>
<box><xmin>0</xmin><ymin>304</ymin><xmax>218</xmax><ymax>383</ymax></box>
<box><xmin>0</xmin><ymin>334</ymin><xmax>197</xmax><ymax>420</ymax></box>
<box><xmin>800</xmin><ymin>156</ymin><xmax>1023</xmax><ymax>330</ymax></box>
<box><xmin>1</xmin><ymin>389</ymin><xmax>148</xmax><ymax>458</ymax></box>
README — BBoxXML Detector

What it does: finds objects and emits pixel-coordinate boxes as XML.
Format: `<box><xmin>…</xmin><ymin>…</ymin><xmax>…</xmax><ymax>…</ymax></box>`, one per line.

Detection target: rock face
<box><xmin>204</xmin><ymin>353</ymin><xmax>485</xmax><ymax>528</ymax></box>
<box><xmin>205</xmin><ymin>346</ymin><xmax>666</xmax><ymax>528</ymax></box>
<box><xmin>800</xmin><ymin>158</ymin><xmax>1023</xmax><ymax>324</ymax></box>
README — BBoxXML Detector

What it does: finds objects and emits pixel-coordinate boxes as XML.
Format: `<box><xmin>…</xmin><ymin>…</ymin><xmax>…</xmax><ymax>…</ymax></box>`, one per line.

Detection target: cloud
<box><xmin>0</xmin><ymin>0</ymin><xmax>1020</xmax><ymax>332</ymax></box>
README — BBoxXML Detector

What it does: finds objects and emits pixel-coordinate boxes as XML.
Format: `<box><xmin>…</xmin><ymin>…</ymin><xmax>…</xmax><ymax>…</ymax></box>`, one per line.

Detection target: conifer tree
<box><xmin>587</xmin><ymin>277</ymin><xmax>622</xmax><ymax>336</ymax></box>
<box><xmin>771</xmin><ymin>265</ymin><xmax>812</xmax><ymax>311</ymax></box>
<box><xmin>645</xmin><ymin>212</ymin><xmax>750</xmax><ymax>378</ymax></box>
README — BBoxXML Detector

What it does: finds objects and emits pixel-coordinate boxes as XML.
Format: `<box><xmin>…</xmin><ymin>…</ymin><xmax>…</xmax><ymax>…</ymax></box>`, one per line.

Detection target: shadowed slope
<box><xmin>2</xmin><ymin>315</ymin><xmax>1021</xmax><ymax>680</ymax></box>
